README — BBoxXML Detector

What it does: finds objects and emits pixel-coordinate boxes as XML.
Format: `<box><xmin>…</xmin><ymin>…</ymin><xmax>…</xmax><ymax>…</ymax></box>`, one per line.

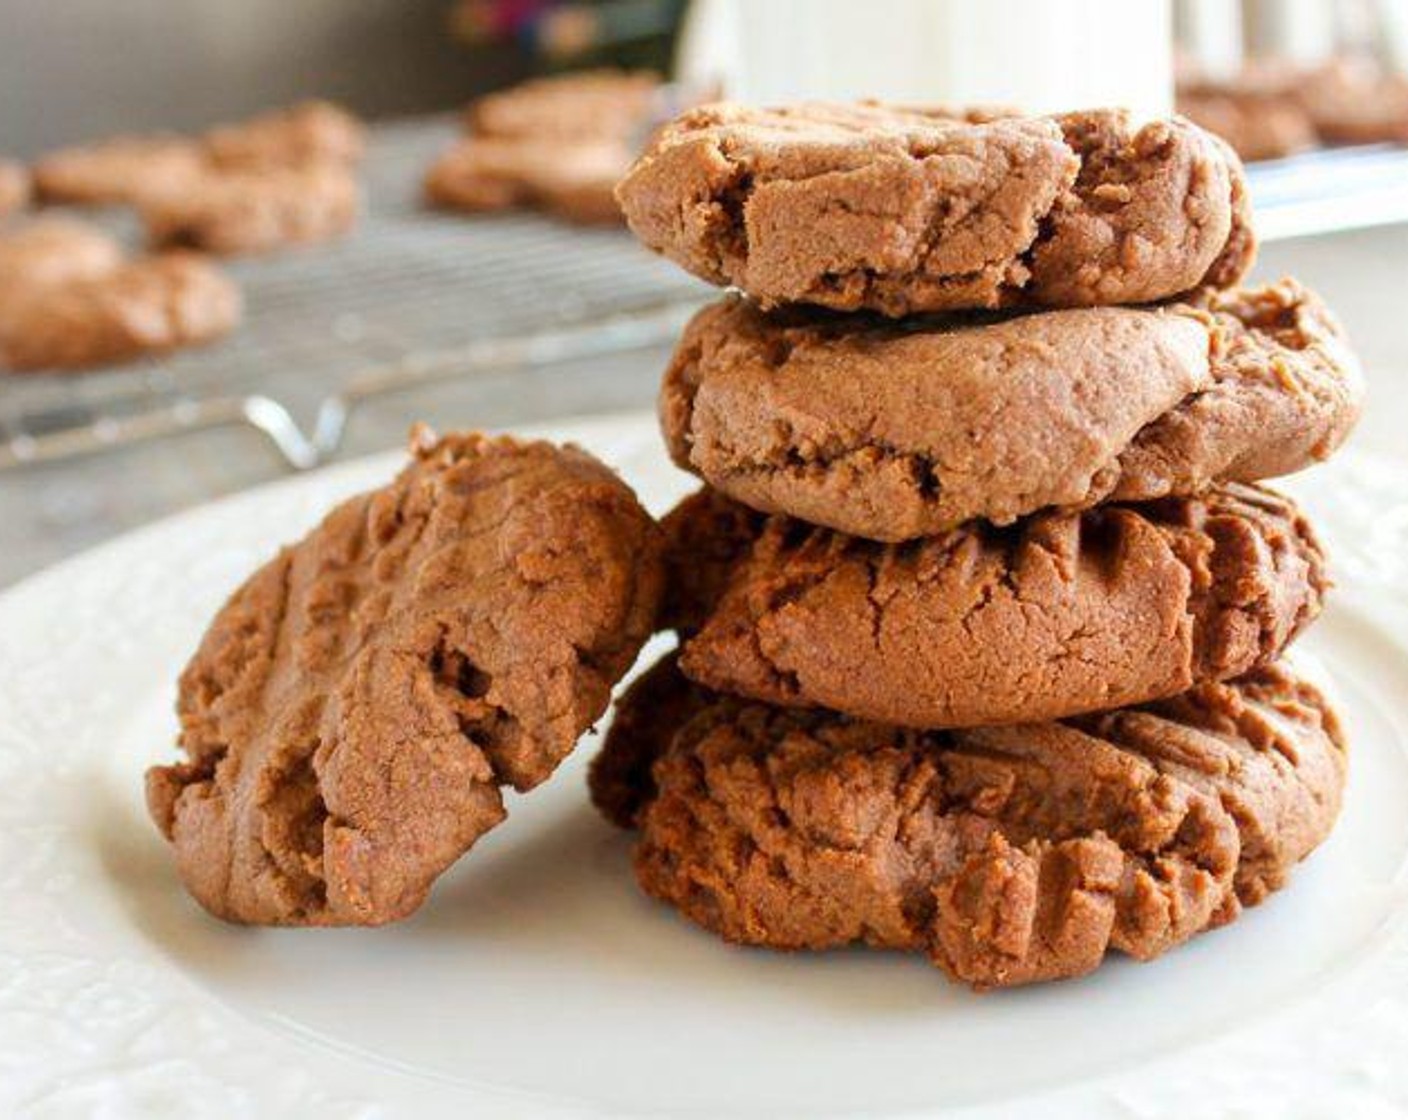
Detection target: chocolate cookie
<box><xmin>32</xmin><ymin>135</ymin><xmax>205</xmax><ymax>206</ymax></box>
<box><xmin>203</xmin><ymin>100</ymin><xmax>367</xmax><ymax>169</ymax></box>
<box><xmin>142</xmin><ymin>164</ymin><xmax>360</xmax><ymax>254</ymax></box>
<box><xmin>617</xmin><ymin>103</ymin><xmax>1253</xmax><ymax>315</ymax></box>
<box><xmin>0</xmin><ymin>252</ymin><xmax>241</xmax><ymax>372</ymax></box>
<box><xmin>467</xmin><ymin>69</ymin><xmax>662</xmax><ymax>143</ymax></box>
<box><xmin>425</xmin><ymin>136</ymin><xmax>627</xmax><ymax>225</ymax></box>
<box><xmin>0</xmin><ymin>159</ymin><xmax>30</xmax><ymax>216</ymax></box>
<box><xmin>662</xmin><ymin>282</ymin><xmax>1361</xmax><ymax>541</ymax></box>
<box><xmin>146</xmin><ymin>433</ymin><xmax>664</xmax><ymax>926</ymax></box>
<box><xmin>0</xmin><ymin>218</ymin><xmax>123</xmax><ymax>291</ymax></box>
<box><xmin>594</xmin><ymin>654</ymin><xmax>1345</xmax><ymax>989</ymax></box>
<box><xmin>664</xmin><ymin>484</ymin><xmax>1325</xmax><ymax>728</ymax></box>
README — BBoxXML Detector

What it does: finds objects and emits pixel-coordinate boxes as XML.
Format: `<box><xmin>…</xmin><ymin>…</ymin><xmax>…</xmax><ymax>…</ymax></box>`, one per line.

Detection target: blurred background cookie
<box><xmin>0</xmin><ymin>158</ymin><xmax>30</xmax><ymax>216</ymax></box>
<box><xmin>202</xmin><ymin>99</ymin><xmax>367</xmax><ymax>170</ymax></box>
<box><xmin>0</xmin><ymin>217</ymin><xmax>123</xmax><ymax>290</ymax></box>
<box><xmin>31</xmin><ymin>134</ymin><xmax>205</xmax><ymax>206</ymax></box>
<box><xmin>0</xmin><ymin>252</ymin><xmax>241</xmax><ymax>371</ymax></box>
<box><xmin>141</xmin><ymin>163</ymin><xmax>361</xmax><ymax>254</ymax></box>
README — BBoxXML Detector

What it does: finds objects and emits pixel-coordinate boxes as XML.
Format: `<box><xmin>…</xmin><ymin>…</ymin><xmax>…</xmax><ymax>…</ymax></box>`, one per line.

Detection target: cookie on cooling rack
<box><xmin>465</xmin><ymin>69</ymin><xmax>662</xmax><ymax>143</ymax></box>
<box><xmin>425</xmin><ymin>136</ymin><xmax>628</xmax><ymax>225</ymax></box>
<box><xmin>203</xmin><ymin>100</ymin><xmax>367</xmax><ymax>170</ymax></box>
<box><xmin>0</xmin><ymin>159</ymin><xmax>30</xmax><ymax>216</ymax></box>
<box><xmin>141</xmin><ymin>163</ymin><xmax>360</xmax><ymax>255</ymax></box>
<box><xmin>32</xmin><ymin>135</ymin><xmax>205</xmax><ymax>206</ymax></box>
<box><xmin>0</xmin><ymin>251</ymin><xmax>241</xmax><ymax>372</ymax></box>
<box><xmin>0</xmin><ymin>218</ymin><xmax>124</xmax><ymax>291</ymax></box>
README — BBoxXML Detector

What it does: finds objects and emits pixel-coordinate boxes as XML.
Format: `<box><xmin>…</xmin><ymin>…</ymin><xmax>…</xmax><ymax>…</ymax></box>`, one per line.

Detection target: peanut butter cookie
<box><xmin>593</xmin><ymin>654</ymin><xmax>1345</xmax><ymax>989</ymax></box>
<box><xmin>147</xmin><ymin>433</ymin><xmax>664</xmax><ymax>926</ymax></box>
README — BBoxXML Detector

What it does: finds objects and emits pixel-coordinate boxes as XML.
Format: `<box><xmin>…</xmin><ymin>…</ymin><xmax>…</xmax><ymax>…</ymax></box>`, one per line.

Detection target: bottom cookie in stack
<box><xmin>589</xmin><ymin>652</ymin><xmax>1346</xmax><ymax>990</ymax></box>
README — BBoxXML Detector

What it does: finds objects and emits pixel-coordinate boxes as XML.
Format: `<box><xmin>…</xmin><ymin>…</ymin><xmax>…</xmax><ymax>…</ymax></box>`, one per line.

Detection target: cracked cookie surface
<box><xmin>662</xmin><ymin>281</ymin><xmax>1361</xmax><ymax>540</ymax></box>
<box><xmin>617</xmin><ymin>102</ymin><xmax>1253</xmax><ymax>314</ymax></box>
<box><xmin>664</xmin><ymin>484</ymin><xmax>1325</xmax><ymax>728</ymax></box>
<box><xmin>593</xmin><ymin>654</ymin><xmax>1345</xmax><ymax>989</ymax></box>
<box><xmin>146</xmin><ymin>432</ymin><xmax>664</xmax><ymax>926</ymax></box>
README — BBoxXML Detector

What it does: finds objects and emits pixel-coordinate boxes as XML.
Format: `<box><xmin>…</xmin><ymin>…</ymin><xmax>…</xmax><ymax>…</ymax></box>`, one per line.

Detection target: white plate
<box><xmin>3</xmin><ymin>411</ymin><xmax>1408</xmax><ymax>1120</ymax></box>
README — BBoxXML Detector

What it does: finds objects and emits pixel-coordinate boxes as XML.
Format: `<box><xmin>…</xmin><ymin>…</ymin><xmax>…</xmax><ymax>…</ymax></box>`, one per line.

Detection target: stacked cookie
<box><xmin>593</xmin><ymin>103</ymin><xmax>1364</xmax><ymax>989</ymax></box>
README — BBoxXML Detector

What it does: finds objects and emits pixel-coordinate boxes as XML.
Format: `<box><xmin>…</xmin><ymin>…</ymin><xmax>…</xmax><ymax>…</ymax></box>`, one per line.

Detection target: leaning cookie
<box><xmin>594</xmin><ymin>654</ymin><xmax>1345</xmax><ymax>989</ymax></box>
<box><xmin>664</xmin><ymin>484</ymin><xmax>1325</xmax><ymax>728</ymax></box>
<box><xmin>618</xmin><ymin>102</ymin><xmax>1253</xmax><ymax>314</ymax></box>
<box><xmin>0</xmin><ymin>253</ymin><xmax>241</xmax><ymax>372</ymax></box>
<box><xmin>141</xmin><ymin>164</ymin><xmax>360</xmax><ymax>254</ymax></box>
<box><xmin>146</xmin><ymin>433</ymin><xmax>664</xmax><ymax>926</ymax></box>
<box><xmin>426</xmin><ymin>136</ymin><xmax>627</xmax><ymax>225</ymax></box>
<box><xmin>662</xmin><ymin>281</ymin><xmax>1361</xmax><ymax>541</ymax></box>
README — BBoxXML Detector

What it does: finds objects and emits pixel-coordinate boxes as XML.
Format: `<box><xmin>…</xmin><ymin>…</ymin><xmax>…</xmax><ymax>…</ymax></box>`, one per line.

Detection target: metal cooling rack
<box><xmin>4</xmin><ymin>115</ymin><xmax>1407</xmax><ymax>473</ymax></box>
<box><xmin>0</xmin><ymin>116</ymin><xmax>709</xmax><ymax>471</ymax></box>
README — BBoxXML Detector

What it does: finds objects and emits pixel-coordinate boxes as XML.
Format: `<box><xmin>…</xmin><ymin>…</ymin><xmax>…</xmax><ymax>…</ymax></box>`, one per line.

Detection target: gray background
<box><xmin>0</xmin><ymin>0</ymin><xmax>523</xmax><ymax>155</ymax></box>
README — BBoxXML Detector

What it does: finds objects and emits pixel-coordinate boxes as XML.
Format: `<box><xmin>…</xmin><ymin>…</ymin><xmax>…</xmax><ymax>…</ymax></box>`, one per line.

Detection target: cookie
<box><xmin>0</xmin><ymin>159</ymin><xmax>31</xmax><ymax>216</ymax></box>
<box><xmin>617</xmin><ymin>103</ymin><xmax>1254</xmax><ymax>314</ymax></box>
<box><xmin>203</xmin><ymin>100</ymin><xmax>367</xmax><ymax>169</ymax></box>
<box><xmin>32</xmin><ymin>135</ymin><xmax>205</xmax><ymax>206</ymax></box>
<box><xmin>146</xmin><ymin>432</ymin><xmax>665</xmax><ymax>926</ymax></box>
<box><xmin>1175</xmin><ymin>88</ymin><xmax>1316</xmax><ymax>162</ymax></box>
<box><xmin>664</xmin><ymin>484</ymin><xmax>1325</xmax><ymax>728</ymax></box>
<box><xmin>1300</xmin><ymin>58</ymin><xmax>1408</xmax><ymax>146</ymax></box>
<box><xmin>662</xmin><ymin>281</ymin><xmax>1361</xmax><ymax>541</ymax></box>
<box><xmin>588</xmin><ymin>651</ymin><xmax>711</xmax><ymax>830</ymax></box>
<box><xmin>426</xmin><ymin>136</ymin><xmax>626</xmax><ymax>225</ymax></box>
<box><xmin>594</xmin><ymin>654</ymin><xmax>1345</xmax><ymax>989</ymax></box>
<box><xmin>0</xmin><ymin>252</ymin><xmax>241</xmax><ymax>372</ymax></box>
<box><xmin>0</xmin><ymin>218</ymin><xmax>124</xmax><ymax>291</ymax></box>
<box><xmin>467</xmin><ymin>69</ymin><xmax>661</xmax><ymax>143</ymax></box>
<box><xmin>142</xmin><ymin>164</ymin><xmax>360</xmax><ymax>254</ymax></box>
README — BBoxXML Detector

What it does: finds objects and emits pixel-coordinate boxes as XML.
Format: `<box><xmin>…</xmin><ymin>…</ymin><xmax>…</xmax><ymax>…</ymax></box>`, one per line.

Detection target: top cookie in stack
<box><xmin>597</xmin><ymin>101</ymin><xmax>1362</xmax><ymax>990</ymax></box>
<box><xmin>617</xmin><ymin>103</ymin><xmax>1253</xmax><ymax>314</ymax></box>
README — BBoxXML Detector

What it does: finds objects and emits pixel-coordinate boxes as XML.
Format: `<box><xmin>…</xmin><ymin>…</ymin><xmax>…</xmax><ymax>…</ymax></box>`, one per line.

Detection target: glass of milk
<box><xmin>677</xmin><ymin>0</ymin><xmax>1174</xmax><ymax>117</ymax></box>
